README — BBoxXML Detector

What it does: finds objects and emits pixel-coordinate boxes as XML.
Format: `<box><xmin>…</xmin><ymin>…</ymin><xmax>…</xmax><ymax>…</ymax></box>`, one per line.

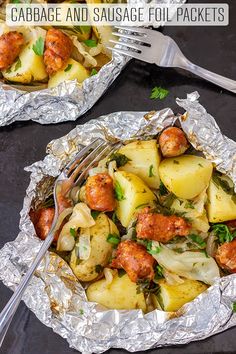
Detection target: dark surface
<box><xmin>0</xmin><ymin>0</ymin><xmax>236</xmax><ymax>353</ymax></box>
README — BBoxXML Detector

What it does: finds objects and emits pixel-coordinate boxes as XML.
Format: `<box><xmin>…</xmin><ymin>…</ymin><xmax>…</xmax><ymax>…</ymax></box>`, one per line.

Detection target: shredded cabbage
<box><xmin>151</xmin><ymin>242</ymin><xmax>220</xmax><ymax>285</ymax></box>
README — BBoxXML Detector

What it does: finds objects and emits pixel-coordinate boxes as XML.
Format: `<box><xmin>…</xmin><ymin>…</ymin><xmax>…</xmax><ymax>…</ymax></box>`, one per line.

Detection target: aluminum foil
<box><xmin>0</xmin><ymin>0</ymin><xmax>186</xmax><ymax>126</ymax></box>
<box><xmin>1</xmin><ymin>92</ymin><xmax>236</xmax><ymax>353</ymax></box>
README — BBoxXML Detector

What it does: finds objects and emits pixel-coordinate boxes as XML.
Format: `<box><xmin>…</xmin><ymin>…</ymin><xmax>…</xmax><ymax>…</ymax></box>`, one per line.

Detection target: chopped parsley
<box><xmin>146</xmin><ymin>240</ymin><xmax>161</xmax><ymax>255</ymax></box>
<box><xmin>14</xmin><ymin>58</ymin><xmax>21</xmax><ymax>71</ymax></box>
<box><xmin>10</xmin><ymin>0</ymin><xmax>20</xmax><ymax>3</ymax></box>
<box><xmin>32</xmin><ymin>37</ymin><xmax>45</xmax><ymax>56</ymax></box>
<box><xmin>107</xmin><ymin>152</ymin><xmax>131</xmax><ymax>168</ymax></box>
<box><xmin>136</xmin><ymin>279</ymin><xmax>160</xmax><ymax>295</ymax></box>
<box><xmin>70</xmin><ymin>227</ymin><xmax>77</xmax><ymax>238</ymax></box>
<box><xmin>107</xmin><ymin>233</ymin><xmax>120</xmax><ymax>246</ymax></box>
<box><xmin>114</xmin><ymin>181</ymin><xmax>125</xmax><ymax>201</ymax></box>
<box><xmin>188</xmin><ymin>234</ymin><xmax>206</xmax><ymax>248</ymax></box>
<box><xmin>118</xmin><ymin>269</ymin><xmax>126</xmax><ymax>277</ymax></box>
<box><xmin>95</xmin><ymin>264</ymin><xmax>103</xmax><ymax>273</ymax></box>
<box><xmin>64</xmin><ymin>64</ymin><xmax>72</xmax><ymax>72</ymax></box>
<box><xmin>212</xmin><ymin>172</ymin><xmax>236</xmax><ymax>203</ymax></box>
<box><xmin>90</xmin><ymin>68</ymin><xmax>98</xmax><ymax>76</ymax></box>
<box><xmin>212</xmin><ymin>224</ymin><xmax>236</xmax><ymax>244</ymax></box>
<box><xmin>150</xmin><ymin>86</ymin><xmax>169</xmax><ymax>100</ymax></box>
<box><xmin>83</xmin><ymin>39</ymin><xmax>97</xmax><ymax>47</ymax></box>
<box><xmin>232</xmin><ymin>302</ymin><xmax>236</xmax><ymax>312</ymax></box>
<box><xmin>79</xmin><ymin>309</ymin><xmax>84</xmax><ymax>315</ymax></box>
<box><xmin>184</xmin><ymin>200</ymin><xmax>195</xmax><ymax>209</ymax></box>
<box><xmin>159</xmin><ymin>181</ymin><xmax>168</xmax><ymax>196</ymax></box>
<box><xmin>148</xmin><ymin>164</ymin><xmax>155</xmax><ymax>177</ymax></box>
<box><xmin>155</xmin><ymin>265</ymin><xmax>164</xmax><ymax>280</ymax></box>
<box><xmin>91</xmin><ymin>210</ymin><xmax>100</xmax><ymax>220</ymax></box>
<box><xmin>173</xmin><ymin>160</ymin><xmax>180</xmax><ymax>165</ymax></box>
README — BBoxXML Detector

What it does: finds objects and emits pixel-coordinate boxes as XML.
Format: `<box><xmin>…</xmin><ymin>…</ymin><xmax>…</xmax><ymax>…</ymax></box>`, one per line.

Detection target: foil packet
<box><xmin>0</xmin><ymin>0</ymin><xmax>186</xmax><ymax>126</ymax></box>
<box><xmin>1</xmin><ymin>92</ymin><xmax>236</xmax><ymax>353</ymax></box>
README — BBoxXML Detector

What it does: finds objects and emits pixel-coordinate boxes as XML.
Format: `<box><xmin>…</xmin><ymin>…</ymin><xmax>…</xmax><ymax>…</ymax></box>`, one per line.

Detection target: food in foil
<box><xmin>0</xmin><ymin>1</ymin><xmax>114</xmax><ymax>89</ymax></box>
<box><xmin>29</xmin><ymin>124</ymin><xmax>236</xmax><ymax>314</ymax></box>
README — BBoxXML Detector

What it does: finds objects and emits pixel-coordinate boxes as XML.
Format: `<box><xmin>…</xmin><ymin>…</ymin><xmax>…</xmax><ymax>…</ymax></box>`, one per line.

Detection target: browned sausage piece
<box><xmin>111</xmin><ymin>240</ymin><xmax>155</xmax><ymax>283</ymax></box>
<box><xmin>30</xmin><ymin>208</ymin><xmax>55</xmax><ymax>241</ymax></box>
<box><xmin>216</xmin><ymin>239</ymin><xmax>236</xmax><ymax>273</ymax></box>
<box><xmin>0</xmin><ymin>31</ymin><xmax>24</xmax><ymax>70</ymax></box>
<box><xmin>44</xmin><ymin>29</ymin><xmax>73</xmax><ymax>75</ymax></box>
<box><xmin>136</xmin><ymin>208</ymin><xmax>190</xmax><ymax>243</ymax></box>
<box><xmin>159</xmin><ymin>127</ymin><xmax>189</xmax><ymax>157</ymax></box>
<box><xmin>86</xmin><ymin>173</ymin><xmax>116</xmax><ymax>212</ymax></box>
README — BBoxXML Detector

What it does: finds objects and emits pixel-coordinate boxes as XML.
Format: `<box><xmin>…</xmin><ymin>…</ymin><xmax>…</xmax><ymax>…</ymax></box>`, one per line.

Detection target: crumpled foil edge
<box><xmin>1</xmin><ymin>92</ymin><xmax>236</xmax><ymax>353</ymax></box>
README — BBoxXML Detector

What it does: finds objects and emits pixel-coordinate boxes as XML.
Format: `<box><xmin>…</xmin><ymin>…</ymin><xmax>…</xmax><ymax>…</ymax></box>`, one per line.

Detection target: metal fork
<box><xmin>0</xmin><ymin>138</ymin><xmax>117</xmax><ymax>346</ymax></box>
<box><xmin>109</xmin><ymin>26</ymin><xmax>236</xmax><ymax>94</ymax></box>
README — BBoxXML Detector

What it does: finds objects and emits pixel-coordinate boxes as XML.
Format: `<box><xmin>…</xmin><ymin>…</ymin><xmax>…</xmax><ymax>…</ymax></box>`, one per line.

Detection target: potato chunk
<box><xmin>155</xmin><ymin>279</ymin><xmax>207</xmax><ymax>312</ymax></box>
<box><xmin>207</xmin><ymin>175</ymin><xmax>236</xmax><ymax>223</ymax></box>
<box><xmin>119</xmin><ymin>140</ymin><xmax>161</xmax><ymax>189</ymax></box>
<box><xmin>86</xmin><ymin>273</ymin><xmax>146</xmax><ymax>311</ymax></box>
<box><xmin>48</xmin><ymin>58</ymin><xmax>89</xmax><ymax>88</ymax></box>
<box><xmin>114</xmin><ymin>171</ymin><xmax>156</xmax><ymax>227</ymax></box>
<box><xmin>159</xmin><ymin>155</ymin><xmax>213</xmax><ymax>199</ymax></box>
<box><xmin>2</xmin><ymin>41</ymin><xmax>48</xmax><ymax>83</ymax></box>
<box><xmin>70</xmin><ymin>214</ymin><xmax>117</xmax><ymax>281</ymax></box>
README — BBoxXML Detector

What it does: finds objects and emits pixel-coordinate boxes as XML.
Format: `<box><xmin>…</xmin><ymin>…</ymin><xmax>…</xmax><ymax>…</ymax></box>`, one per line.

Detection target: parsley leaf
<box><xmin>107</xmin><ymin>233</ymin><xmax>120</xmax><ymax>246</ymax></box>
<box><xmin>212</xmin><ymin>172</ymin><xmax>236</xmax><ymax>203</ymax></box>
<box><xmin>95</xmin><ymin>264</ymin><xmax>103</xmax><ymax>273</ymax></box>
<box><xmin>232</xmin><ymin>302</ymin><xmax>236</xmax><ymax>312</ymax></box>
<box><xmin>32</xmin><ymin>37</ymin><xmax>44</xmax><ymax>56</ymax></box>
<box><xmin>90</xmin><ymin>68</ymin><xmax>98</xmax><ymax>76</ymax></box>
<box><xmin>155</xmin><ymin>264</ymin><xmax>164</xmax><ymax>280</ymax></box>
<box><xmin>146</xmin><ymin>240</ymin><xmax>161</xmax><ymax>255</ymax></box>
<box><xmin>185</xmin><ymin>200</ymin><xmax>195</xmax><ymax>209</ymax></box>
<box><xmin>114</xmin><ymin>181</ymin><xmax>125</xmax><ymax>201</ymax></box>
<box><xmin>188</xmin><ymin>234</ymin><xmax>206</xmax><ymax>248</ymax></box>
<box><xmin>91</xmin><ymin>210</ymin><xmax>100</xmax><ymax>220</ymax></box>
<box><xmin>70</xmin><ymin>227</ymin><xmax>77</xmax><ymax>238</ymax></box>
<box><xmin>64</xmin><ymin>63</ymin><xmax>72</xmax><ymax>72</ymax></box>
<box><xmin>10</xmin><ymin>0</ymin><xmax>20</xmax><ymax>3</ymax></box>
<box><xmin>148</xmin><ymin>164</ymin><xmax>155</xmax><ymax>177</ymax></box>
<box><xmin>212</xmin><ymin>224</ymin><xmax>236</xmax><ymax>244</ymax></box>
<box><xmin>83</xmin><ymin>39</ymin><xmax>97</xmax><ymax>47</ymax></box>
<box><xmin>150</xmin><ymin>86</ymin><xmax>169</xmax><ymax>100</ymax></box>
<box><xmin>14</xmin><ymin>58</ymin><xmax>21</xmax><ymax>71</ymax></box>
<box><xmin>79</xmin><ymin>309</ymin><xmax>84</xmax><ymax>315</ymax></box>
<box><xmin>107</xmin><ymin>152</ymin><xmax>131</xmax><ymax>168</ymax></box>
<box><xmin>159</xmin><ymin>181</ymin><xmax>168</xmax><ymax>196</ymax></box>
<box><xmin>173</xmin><ymin>160</ymin><xmax>180</xmax><ymax>165</ymax></box>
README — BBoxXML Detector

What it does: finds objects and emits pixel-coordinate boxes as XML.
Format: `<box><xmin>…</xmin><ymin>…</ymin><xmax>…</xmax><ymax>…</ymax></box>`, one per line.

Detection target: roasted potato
<box><xmin>86</xmin><ymin>272</ymin><xmax>147</xmax><ymax>311</ymax></box>
<box><xmin>154</xmin><ymin>279</ymin><xmax>207</xmax><ymax>312</ymax></box>
<box><xmin>2</xmin><ymin>40</ymin><xmax>48</xmax><ymax>83</ymax></box>
<box><xmin>48</xmin><ymin>58</ymin><xmax>89</xmax><ymax>88</ymax></box>
<box><xmin>70</xmin><ymin>213</ymin><xmax>117</xmax><ymax>281</ymax></box>
<box><xmin>159</xmin><ymin>155</ymin><xmax>213</xmax><ymax>199</ymax></box>
<box><xmin>114</xmin><ymin>171</ymin><xmax>156</xmax><ymax>227</ymax></box>
<box><xmin>207</xmin><ymin>175</ymin><xmax>236</xmax><ymax>223</ymax></box>
<box><xmin>118</xmin><ymin>140</ymin><xmax>161</xmax><ymax>189</ymax></box>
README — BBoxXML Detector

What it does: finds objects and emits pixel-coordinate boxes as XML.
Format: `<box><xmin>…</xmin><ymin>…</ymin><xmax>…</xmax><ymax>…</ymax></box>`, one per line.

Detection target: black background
<box><xmin>0</xmin><ymin>0</ymin><xmax>236</xmax><ymax>353</ymax></box>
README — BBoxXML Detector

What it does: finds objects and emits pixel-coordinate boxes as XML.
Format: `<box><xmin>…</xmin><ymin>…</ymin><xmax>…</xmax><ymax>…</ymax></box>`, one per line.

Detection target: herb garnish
<box><xmin>212</xmin><ymin>172</ymin><xmax>236</xmax><ymax>203</ymax></box>
<box><xmin>107</xmin><ymin>233</ymin><xmax>120</xmax><ymax>246</ymax></box>
<box><xmin>232</xmin><ymin>302</ymin><xmax>236</xmax><ymax>312</ymax></box>
<box><xmin>83</xmin><ymin>39</ymin><xmax>97</xmax><ymax>47</ymax></box>
<box><xmin>118</xmin><ymin>269</ymin><xmax>126</xmax><ymax>277</ymax></box>
<box><xmin>185</xmin><ymin>200</ymin><xmax>195</xmax><ymax>209</ymax></box>
<box><xmin>79</xmin><ymin>309</ymin><xmax>84</xmax><ymax>315</ymax></box>
<box><xmin>95</xmin><ymin>264</ymin><xmax>103</xmax><ymax>273</ymax></box>
<box><xmin>107</xmin><ymin>152</ymin><xmax>131</xmax><ymax>168</ymax></box>
<box><xmin>159</xmin><ymin>181</ymin><xmax>168</xmax><ymax>196</ymax></box>
<box><xmin>146</xmin><ymin>240</ymin><xmax>161</xmax><ymax>255</ymax></box>
<box><xmin>212</xmin><ymin>224</ymin><xmax>236</xmax><ymax>244</ymax></box>
<box><xmin>14</xmin><ymin>58</ymin><xmax>21</xmax><ymax>71</ymax></box>
<box><xmin>154</xmin><ymin>265</ymin><xmax>164</xmax><ymax>280</ymax></box>
<box><xmin>114</xmin><ymin>181</ymin><xmax>125</xmax><ymax>201</ymax></box>
<box><xmin>70</xmin><ymin>227</ymin><xmax>77</xmax><ymax>238</ymax></box>
<box><xmin>32</xmin><ymin>37</ymin><xmax>45</xmax><ymax>56</ymax></box>
<box><xmin>150</xmin><ymin>86</ymin><xmax>169</xmax><ymax>100</ymax></box>
<box><xmin>90</xmin><ymin>68</ymin><xmax>98</xmax><ymax>76</ymax></box>
<box><xmin>91</xmin><ymin>210</ymin><xmax>100</xmax><ymax>220</ymax></box>
<box><xmin>148</xmin><ymin>164</ymin><xmax>155</xmax><ymax>177</ymax></box>
<box><xmin>173</xmin><ymin>160</ymin><xmax>179</xmax><ymax>165</ymax></box>
<box><xmin>136</xmin><ymin>279</ymin><xmax>160</xmax><ymax>295</ymax></box>
<box><xmin>64</xmin><ymin>63</ymin><xmax>72</xmax><ymax>72</ymax></box>
<box><xmin>188</xmin><ymin>234</ymin><xmax>206</xmax><ymax>248</ymax></box>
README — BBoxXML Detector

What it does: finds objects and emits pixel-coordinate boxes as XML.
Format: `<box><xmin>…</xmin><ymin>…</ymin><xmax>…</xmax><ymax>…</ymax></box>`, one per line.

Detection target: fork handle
<box><xmin>181</xmin><ymin>59</ymin><xmax>236</xmax><ymax>94</ymax></box>
<box><xmin>0</xmin><ymin>231</ymin><xmax>54</xmax><ymax>345</ymax></box>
